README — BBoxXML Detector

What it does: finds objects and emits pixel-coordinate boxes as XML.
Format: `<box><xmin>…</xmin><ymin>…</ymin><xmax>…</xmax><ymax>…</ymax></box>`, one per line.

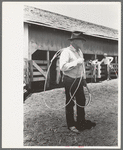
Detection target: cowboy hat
<box><xmin>68</xmin><ymin>31</ymin><xmax>86</xmax><ymax>41</ymax></box>
<box><xmin>103</xmin><ymin>53</ymin><xmax>107</xmax><ymax>56</ymax></box>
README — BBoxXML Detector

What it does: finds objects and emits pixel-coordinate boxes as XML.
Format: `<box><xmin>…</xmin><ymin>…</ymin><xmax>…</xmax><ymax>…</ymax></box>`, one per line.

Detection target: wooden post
<box><xmin>28</xmin><ymin>60</ymin><xmax>33</xmax><ymax>90</ymax></box>
<box><xmin>28</xmin><ymin>39</ymin><xmax>33</xmax><ymax>90</ymax></box>
<box><xmin>24</xmin><ymin>23</ymin><xmax>31</xmax><ymax>90</ymax></box>
<box><xmin>94</xmin><ymin>54</ymin><xmax>97</xmax><ymax>82</ymax></box>
<box><xmin>115</xmin><ymin>56</ymin><xmax>118</xmax><ymax>63</ymax></box>
<box><xmin>25</xmin><ymin>59</ymin><xmax>29</xmax><ymax>89</ymax></box>
<box><xmin>56</xmin><ymin>58</ymin><xmax>61</xmax><ymax>84</ymax></box>
<box><xmin>97</xmin><ymin>63</ymin><xmax>101</xmax><ymax>78</ymax></box>
<box><xmin>30</xmin><ymin>60</ymin><xmax>33</xmax><ymax>82</ymax></box>
<box><xmin>95</xmin><ymin>54</ymin><xmax>97</xmax><ymax>59</ymax></box>
<box><xmin>46</xmin><ymin>50</ymin><xmax>50</xmax><ymax>89</ymax></box>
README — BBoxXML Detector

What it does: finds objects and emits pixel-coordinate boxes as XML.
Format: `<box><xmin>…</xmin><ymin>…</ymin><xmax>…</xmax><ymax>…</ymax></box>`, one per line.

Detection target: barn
<box><xmin>23</xmin><ymin>5</ymin><xmax>118</xmax><ymax>91</ymax></box>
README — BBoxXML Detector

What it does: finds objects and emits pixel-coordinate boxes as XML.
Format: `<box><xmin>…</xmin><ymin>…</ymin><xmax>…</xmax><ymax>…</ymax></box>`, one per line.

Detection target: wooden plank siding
<box><xmin>29</xmin><ymin>25</ymin><xmax>70</xmax><ymax>54</ymax></box>
<box><xmin>99</xmin><ymin>63</ymin><xmax>118</xmax><ymax>78</ymax></box>
<box><xmin>29</xmin><ymin>25</ymin><xmax>118</xmax><ymax>56</ymax></box>
<box><xmin>33</xmin><ymin>60</ymin><xmax>48</xmax><ymax>64</ymax></box>
<box><xmin>32</xmin><ymin>60</ymin><xmax>47</xmax><ymax>82</ymax></box>
<box><xmin>27</xmin><ymin>24</ymin><xmax>118</xmax><ymax>90</ymax></box>
<box><xmin>33</xmin><ymin>77</ymin><xmax>46</xmax><ymax>82</ymax></box>
<box><xmin>33</xmin><ymin>61</ymin><xmax>46</xmax><ymax>77</ymax></box>
<box><xmin>46</xmin><ymin>51</ymin><xmax>50</xmax><ymax>88</ymax></box>
<box><xmin>84</xmin><ymin>35</ymin><xmax>118</xmax><ymax>55</ymax></box>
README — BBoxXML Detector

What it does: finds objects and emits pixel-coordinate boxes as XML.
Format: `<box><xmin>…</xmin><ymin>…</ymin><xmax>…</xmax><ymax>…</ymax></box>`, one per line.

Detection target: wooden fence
<box><xmin>100</xmin><ymin>63</ymin><xmax>118</xmax><ymax>78</ymax></box>
<box><xmin>23</xmin><ymin>58</ymin><xmax>31</xmax><ymax>90</ymax></box>
<box><xmin>86</xmin><ymin>63</ymin><xmax>118</xmax><ymax>80</ymax></box>
<box><xmin>24</xmin><ymin>59</ymin><xmax>118</xmax><ymax>90</ymax></box>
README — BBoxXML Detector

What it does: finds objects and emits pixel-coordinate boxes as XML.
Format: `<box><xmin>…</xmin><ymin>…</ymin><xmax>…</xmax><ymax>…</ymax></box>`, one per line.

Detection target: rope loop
<box><xmin>43</xmin><ymin>49</ymin><xmax>91</xmax><ymax>110</ymax></box>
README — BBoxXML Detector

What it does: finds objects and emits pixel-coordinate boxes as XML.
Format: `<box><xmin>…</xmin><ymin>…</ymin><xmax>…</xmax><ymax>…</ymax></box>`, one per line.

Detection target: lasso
<box><xmin>43</xmin><ymin>49</ymin><xmax>91</xmax><ymax>110</ymax></box>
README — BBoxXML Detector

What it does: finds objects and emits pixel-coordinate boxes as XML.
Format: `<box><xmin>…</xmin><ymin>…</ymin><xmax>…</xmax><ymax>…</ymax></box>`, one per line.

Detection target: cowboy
<box><xmin>99</xmin><ymin>53</ymin><xmax>113</xmax><ymax>80</ymax></box>
<box><xmin>59</xmin><ymin>31</ymin><xmax>96</xmax><ymax>133</ymax></box>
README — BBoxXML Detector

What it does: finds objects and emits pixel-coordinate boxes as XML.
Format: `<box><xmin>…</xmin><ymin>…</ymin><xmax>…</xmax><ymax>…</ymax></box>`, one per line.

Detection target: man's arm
<box><xmin>108</xmin><ymin>57</ymin><xmax>113</xmax><ymax>63</ymax></box>
<box><xmin>83</xmin><ymin>61</ymin><xmax>86</xmax><ymax>79</ymax></box>
<box><xmin>60</xmin><ymin>49</ymin><xmax>84</xmax><ymax>72</ymax></box>
<box><xmin>99</xmin><ymin>58</ymin><xmax>104</xmax><ymax>64</ymax></box>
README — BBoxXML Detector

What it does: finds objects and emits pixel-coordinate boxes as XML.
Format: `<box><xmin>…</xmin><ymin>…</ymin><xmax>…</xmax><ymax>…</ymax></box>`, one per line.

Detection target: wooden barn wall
<box><xmin>24</xmin><ymin>23</ymin><xmax>29</xmax><ymax>59</ymax></box>
<box><xmin>84</xmin><ymin>35</ymin><xmax>118</xmax><ymax>56</ymax></box>
<box><xmin>29</xmin><ymin>24</ymin><xmax>70</xmax><ymax>55</ymax></box>
<box><xmin>29</xmin><ymin>24</ymin><xmax>118</xmax><ymax>56</ymax></box>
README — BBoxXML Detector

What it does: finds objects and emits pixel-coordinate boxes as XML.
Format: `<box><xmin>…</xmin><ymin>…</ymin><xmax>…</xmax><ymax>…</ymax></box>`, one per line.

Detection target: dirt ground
<box><xmin>23</xmin><ymin>79</ymin><xmax>118</xmax><ymax>147</ymax></box>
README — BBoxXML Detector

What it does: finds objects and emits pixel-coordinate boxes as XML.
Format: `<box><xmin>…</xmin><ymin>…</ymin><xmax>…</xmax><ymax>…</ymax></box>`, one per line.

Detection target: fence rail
<box><xmin>24</xmin><ymin>59</ymin><xmax>118</xmax><ymax>90</ymax></box>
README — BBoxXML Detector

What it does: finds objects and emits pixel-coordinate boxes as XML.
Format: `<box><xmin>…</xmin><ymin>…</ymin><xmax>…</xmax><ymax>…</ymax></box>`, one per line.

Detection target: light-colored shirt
<box><xmin>100</xmin><ymin>57</ymin><xmax>113</xmax><ymax>65</ymax></box>
<box><xmin>89</xmin><ymin>59</ymin><xmax>98</xmax><ymax>65</ymax></box>
<box><xmin>59</xmin><ymin>45</ymin><xmax>86</xmax><ymax>79</ymax></box>
<box><xmin>92</xmin><ymin>59</ymin><xmax>98</xmax><ymax>65</ymax></box>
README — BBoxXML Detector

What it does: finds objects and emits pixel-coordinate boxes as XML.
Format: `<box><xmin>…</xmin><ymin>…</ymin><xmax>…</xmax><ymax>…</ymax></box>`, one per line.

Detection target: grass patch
<box><xmin>24</xmin><ymin>79</ymin><xmax>118</xmax><ymax>147</ymax></box>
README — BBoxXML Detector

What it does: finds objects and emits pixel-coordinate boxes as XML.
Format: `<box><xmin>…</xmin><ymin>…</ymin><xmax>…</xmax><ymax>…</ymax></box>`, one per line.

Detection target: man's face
<box><xmin>104</xmin><ymin>54</ymin><xmax>107</xmax><ymax>58</ymax></box>
<box><xmin>72</xmin><ymin>39</ymin><xmax>84</xmax><ymax>50</ymax></box>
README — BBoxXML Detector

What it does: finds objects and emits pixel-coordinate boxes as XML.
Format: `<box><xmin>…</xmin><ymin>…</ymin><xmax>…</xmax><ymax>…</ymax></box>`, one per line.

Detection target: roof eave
<box><xmin>24</xmin><ymin>20</ymin><xmax>118</xmax><ymax>41</ymax></box>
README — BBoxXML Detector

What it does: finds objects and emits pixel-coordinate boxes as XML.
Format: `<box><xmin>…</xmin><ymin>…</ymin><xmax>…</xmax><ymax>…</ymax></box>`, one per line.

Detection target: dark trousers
<box><xmin>105</xmin><ymin>64</ymin><xmax>110</xmax><ymax>79</ymax></box>
<box><xmin>63</xmin><ymin>75</ymin><xmax>86</xmax><ymax>128</ymax></box>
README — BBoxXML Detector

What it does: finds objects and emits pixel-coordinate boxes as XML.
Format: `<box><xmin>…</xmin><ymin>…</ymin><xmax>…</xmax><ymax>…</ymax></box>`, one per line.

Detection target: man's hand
<box><xmin>82</xmin><ymin>79</ymin><xmax>87</xmax><ymax>87</ymax></box>
<box><xmin>76</xmin><ymin>58</ymin><xmax>84</xmax><ymax>65</ymax></box>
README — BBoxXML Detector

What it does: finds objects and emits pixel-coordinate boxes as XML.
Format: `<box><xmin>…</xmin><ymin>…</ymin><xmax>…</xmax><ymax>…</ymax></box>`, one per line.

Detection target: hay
<box><xmin>24</xmin><ymin>79</ymin><xmax>118</xmax><ymax>146</ymax></box>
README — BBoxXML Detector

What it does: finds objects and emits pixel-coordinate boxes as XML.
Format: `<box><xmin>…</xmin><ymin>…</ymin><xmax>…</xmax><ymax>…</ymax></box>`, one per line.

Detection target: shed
<box><xmin>23</xmin><ymin>5</ymin><xmax>118</xmax><ymax>90</ymax></box>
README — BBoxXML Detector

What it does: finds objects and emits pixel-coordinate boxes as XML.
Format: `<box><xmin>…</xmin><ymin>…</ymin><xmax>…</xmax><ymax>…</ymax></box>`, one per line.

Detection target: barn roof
<box><xmin>24</xmin><ymin>5</ymin><xmax>118</xmax><ymax>40</ymax></box>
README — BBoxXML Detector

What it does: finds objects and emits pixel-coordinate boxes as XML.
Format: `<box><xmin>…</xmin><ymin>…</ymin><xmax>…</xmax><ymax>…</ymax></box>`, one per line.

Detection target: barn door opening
<box><xmin>30</xmin><ymin>50</ymin><xmax>47</xmax><ymax>91</ymax></box>
<box><xmin>49</xmin><ymin>51</ymin><xmax>57</xmax><ymax>88</ymax></box>
<box><xmin>32</xmin><ymin>50</ymin><xmax>47</xmax><ymax>82</ymax></box>
<box><xmin>31</xmin><ymin>50</ymin><xmax>58</xmax><ymax>90</ymax></box>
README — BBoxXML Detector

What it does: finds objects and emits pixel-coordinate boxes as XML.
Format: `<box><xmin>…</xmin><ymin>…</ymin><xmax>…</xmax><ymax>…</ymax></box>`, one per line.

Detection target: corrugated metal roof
<box><xmin>24</xmin><ymin>5</ymin><xmax>118</xmax><ymax>40</ymax></box>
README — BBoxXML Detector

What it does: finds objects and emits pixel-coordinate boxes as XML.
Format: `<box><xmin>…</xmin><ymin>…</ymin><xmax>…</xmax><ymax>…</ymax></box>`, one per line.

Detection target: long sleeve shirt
<box><xmin>100</xmin><ymin>57</ymin><xmax>113</xmax><ymax>65</ymax></box>
<box><xmin>89</xmin><ymin>59</ymin><xmax>98</xmax><ymax>65</ymax></box>
<box><xmin>59</xmin><ymin>45</ymin><xmax>86</xmax><ymax>79</ymax></box>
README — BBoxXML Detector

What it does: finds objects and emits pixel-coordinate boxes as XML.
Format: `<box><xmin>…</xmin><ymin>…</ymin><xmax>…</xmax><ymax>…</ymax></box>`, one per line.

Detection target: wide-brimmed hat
<box><xmin>104</xmin><ymin>53</ymin><xmax>107</xmax><ymax>56</ymax></box>
<box><xmin>68</xmin><ymin>31</ymin><xmax>86</xmax><ymax>41</ymax></box>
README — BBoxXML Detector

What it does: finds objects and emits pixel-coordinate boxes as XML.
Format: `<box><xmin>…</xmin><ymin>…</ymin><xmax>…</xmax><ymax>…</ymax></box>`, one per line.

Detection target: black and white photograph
<box><xmin>2</xmin><ymin>1</ymin><xmax>121</xmax><ymax>148</ymax></box>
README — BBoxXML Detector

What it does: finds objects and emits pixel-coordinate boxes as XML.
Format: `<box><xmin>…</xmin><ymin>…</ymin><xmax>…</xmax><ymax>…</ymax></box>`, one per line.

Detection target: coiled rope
<box><xmin>69</xmin><ymin>64</ymin><xmax>91</xmax><ymax>108</ymax></box>
<box><xmin>43</xmin><ymin>49</ymin><xmax>91</xmax><ymax>110</ymax></box>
